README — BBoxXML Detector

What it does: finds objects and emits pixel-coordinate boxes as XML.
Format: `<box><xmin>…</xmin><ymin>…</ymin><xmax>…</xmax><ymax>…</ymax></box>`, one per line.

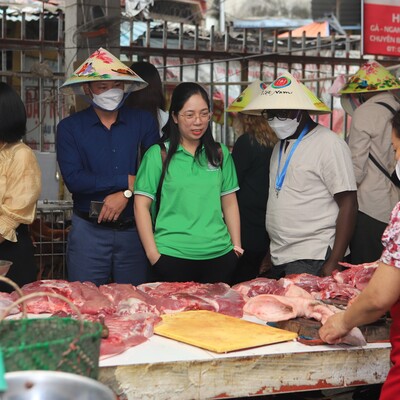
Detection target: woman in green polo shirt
<box><xmin>134</xmin><ymin>82</ymin><xmax>243</xmax><ymax>284</ymax></box>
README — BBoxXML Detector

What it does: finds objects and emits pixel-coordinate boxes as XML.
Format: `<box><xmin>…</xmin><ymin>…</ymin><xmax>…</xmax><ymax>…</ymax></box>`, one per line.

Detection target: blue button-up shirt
<box><xmin>56</xmin><ymin>105</ymin><xmax>159</xmax><ymax>218</ymax></box>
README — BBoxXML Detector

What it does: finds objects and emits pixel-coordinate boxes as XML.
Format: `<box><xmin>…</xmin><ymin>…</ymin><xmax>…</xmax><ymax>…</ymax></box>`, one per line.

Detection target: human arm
<box><xmin>97</xmin><ymin>112</ymin><xmax>155</xmax><ymax>222</ymax></box>
<box><xmin>221</xmin><ymin>192</ymin><xmax>241</xmax><ymax>249</ymax></box>
<box><xmin>319</xmin><ymin>262</ymin><xmax>400</xmax><ymax>343</ymax></box>
<box><xmin>0</xmin><ymin>145</ymin><xmax>41</xmax><ymax>242</ymax></box>
<box><xmin>132</xmin><ymin>144</ymin><xmax>162</xmax><ymax>264</ymax></box>
<box><xmin>134</xmin><ymin>194</ymin><xmax>160</xmax><ymax>265</ymax></box>
<box><xmin>220</xmin><ymin>143</ymin><xmax>241</xmax><ymax>250</ymax></box>
<box><xmin>320</xmin><ymin>190</ymin><xmax>358</xmax><ymax>276</ymax></box>
<box><xmin>97</xmin><ymin>174</ymin><xmax>136</xmax><ymax>222</ymax></box>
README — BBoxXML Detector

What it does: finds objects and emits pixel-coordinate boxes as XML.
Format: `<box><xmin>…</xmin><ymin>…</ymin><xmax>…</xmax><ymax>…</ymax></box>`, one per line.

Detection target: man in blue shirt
<box><xmin>57</xmin><ymin>48</ymin><xmax>159</xmax><ymax>285</ymax></box>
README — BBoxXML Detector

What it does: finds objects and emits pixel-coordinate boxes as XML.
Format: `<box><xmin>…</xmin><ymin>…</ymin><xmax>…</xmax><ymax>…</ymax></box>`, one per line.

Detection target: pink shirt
<box><xmin>381</xmin><ymin>202</ymin><xmax>400</xmax><ymax>268</ymax></box>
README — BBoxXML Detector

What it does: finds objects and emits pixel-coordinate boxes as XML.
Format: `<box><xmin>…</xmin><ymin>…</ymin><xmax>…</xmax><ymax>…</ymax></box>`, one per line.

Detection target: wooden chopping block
<box><xmin>275</xmin><ymin>317</ymin><xmax>391</xmax><ymax>343</ymax></box>
<box><xmin>154</xmin><ymin>310</ymin><xmax>298</xmax><ymax>353</ymax></box>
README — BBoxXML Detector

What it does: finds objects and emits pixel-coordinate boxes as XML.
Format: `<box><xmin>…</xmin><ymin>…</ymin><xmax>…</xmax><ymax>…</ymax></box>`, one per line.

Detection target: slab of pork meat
<box><xmin>137</xmin><ymin>281</ymin><xmax>245</xmax><ymax>317</ymax></box>
<box><xmin>243</xmin><ymin>294</ymin><xmax>367</xmax><ymax>346</ymax></box>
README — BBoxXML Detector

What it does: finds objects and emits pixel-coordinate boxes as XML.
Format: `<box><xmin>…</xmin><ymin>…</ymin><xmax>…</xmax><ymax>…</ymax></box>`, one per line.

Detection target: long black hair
<box><xmin>161</xmin><ymin>82</ymin><xmax>220</xmax><ymax>172</ymax></box>
<box><xmin>125</xmin><ymin>61</ymin><xmax>166</xmax><ymax>130</ymax></box>
<box><xmin>0</xmin><ymin>82</ymin><xmax>27</xmax><ymax>143</ymax></box>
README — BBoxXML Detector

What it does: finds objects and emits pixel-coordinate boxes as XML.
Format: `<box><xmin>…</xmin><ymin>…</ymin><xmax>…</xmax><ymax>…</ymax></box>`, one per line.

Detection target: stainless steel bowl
<box><xmin>0</xmin><ymin>260</ymin><xmax>12</xmax><ymax>276</ymax></box>
<box><xmin>2</xmin><ymin>371</ymin><xmax>115</xmax><ymax>400</ymax></box>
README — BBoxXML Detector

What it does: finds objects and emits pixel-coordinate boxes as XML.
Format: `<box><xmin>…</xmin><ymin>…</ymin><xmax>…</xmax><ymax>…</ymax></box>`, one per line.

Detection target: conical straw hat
<box><xmin>339</xmin><ymin>61</ymin><xmax>400</xmax><ymax>115</ymax></box>
<box><xmin>60</xmin><ymin>47</ymin><xmax>147</xmax><ymax>95</ymax></box>
<box><xmin>339</xmin><ymin>60</ymin><xmax>400</xmax><ymax>95</ymax></box>
<box><xmin>226</xmin><ymin>80</ymin><xmax>268</xmax><ymax>112</ymax></box>
<box><xmin>242</xmin><ymin>72</ymin><xmax>331</xmax><ymax>115</ymax></box>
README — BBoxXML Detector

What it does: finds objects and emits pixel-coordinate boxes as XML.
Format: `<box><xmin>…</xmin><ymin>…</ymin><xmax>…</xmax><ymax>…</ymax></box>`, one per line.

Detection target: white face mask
<box><xmin>91</xmin><ymin>88</ymin><xmax>124</xmax><ymax>111</ymax></box>
<box><xmin>396</xmin><ymin>160</ymin><xmax>400</xmax><ymax>180</ymax></box>
<box><xmin>268</xmin><ymin>117</ymin><xmax>300</xmax><ymax>140</ymax></box>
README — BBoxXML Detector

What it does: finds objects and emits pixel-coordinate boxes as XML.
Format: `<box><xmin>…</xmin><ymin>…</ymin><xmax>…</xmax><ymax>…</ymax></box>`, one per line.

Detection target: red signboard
<box><xmin>363</xmin><ymin>0</ymin><xmax>400</xmax><ymax>56</ymax></box>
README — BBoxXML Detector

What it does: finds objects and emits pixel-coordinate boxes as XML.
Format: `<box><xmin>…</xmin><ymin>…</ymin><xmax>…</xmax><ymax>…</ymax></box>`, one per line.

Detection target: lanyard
<box><xmin>275</xmin><ymin>124</ymin><xmax>310</xmax><ymax>194</ymax></box>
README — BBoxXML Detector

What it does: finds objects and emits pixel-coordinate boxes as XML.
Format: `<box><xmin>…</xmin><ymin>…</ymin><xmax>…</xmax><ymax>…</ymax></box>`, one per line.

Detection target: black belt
<box><xmin>73</xmin><ymin>209</ymin><xmax>135</xmax><ymax>230</ymax></box>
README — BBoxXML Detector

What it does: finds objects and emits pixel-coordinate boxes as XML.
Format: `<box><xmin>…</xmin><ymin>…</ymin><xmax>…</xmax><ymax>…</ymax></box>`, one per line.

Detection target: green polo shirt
<box><xmin>134</xmin><ymin>142</ymin><xmax>239</xmax><ymax>260</ymax></box>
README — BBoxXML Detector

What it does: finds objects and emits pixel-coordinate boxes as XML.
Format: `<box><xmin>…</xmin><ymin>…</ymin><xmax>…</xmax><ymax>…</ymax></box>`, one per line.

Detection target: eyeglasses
<box><xmin>262</xmin><ymin>110</ymin><xmax>291</xmax><ymax>121</ymax></box>
<box><xmin>178</xmin><ymin>111</ymin><xmax>212</xmax><ymax>122</ymax></box>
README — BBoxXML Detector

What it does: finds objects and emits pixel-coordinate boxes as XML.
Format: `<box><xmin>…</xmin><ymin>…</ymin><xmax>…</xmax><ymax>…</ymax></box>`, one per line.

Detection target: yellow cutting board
<box><xmin>154</xmin><ymin>310</ymin><xmax>298</xmax><ymax>353</ymax></box>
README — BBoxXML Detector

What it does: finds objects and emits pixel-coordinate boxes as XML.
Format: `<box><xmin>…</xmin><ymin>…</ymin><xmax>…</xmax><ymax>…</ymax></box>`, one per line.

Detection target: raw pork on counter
<box><xmin>0</xmin><ymin>292</ymin><xmax>20</xmax><ymax>318</ymax></box>
<box><xmin>233</xmin><ymin>267</ymin><xmax>372</xmax><ymax>303</ymax></box>
<box><xmin>11</xmin><ymin>279</ymin><xmax>115</xmax><ymax>315</ymax></box>
<box><xmin>243</xmin><ymin>294</ymin><xmax>367</xmax><ymax>346</ymax></box>
<box><xmin>83</xmin><ymin>312</ymin><xmax>162</xmax><ymax>359</ymax></box>
<box><xmin>335</xmin><ymin>261</ymin><xmax>378</xmax><ymax>290</ymax></box>
<box><xmin>232</xmin><ymin>277</ymin><xmax>313</xmax><ymax>300</ymax></box>
<box><xmin>138</xmin><ymin>281</ymin><xmax>246</xmax><ymax>318</ymax></box>
<box><xmin>8</xmin><ymin>280</ymin><xmax>247</xmax><ymax>357</ymax></box>
<box><xmin>99</xmin><ymin>283</ymin><xmax>159</xmax><ymax>316</ymax></box>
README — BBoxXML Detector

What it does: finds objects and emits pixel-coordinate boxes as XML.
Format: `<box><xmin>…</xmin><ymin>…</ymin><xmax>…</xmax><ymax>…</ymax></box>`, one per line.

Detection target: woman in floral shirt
<box><xmin>319</xmin><ymin>109</ymin><xmax>400</xmax><ymax>400</ymax></box>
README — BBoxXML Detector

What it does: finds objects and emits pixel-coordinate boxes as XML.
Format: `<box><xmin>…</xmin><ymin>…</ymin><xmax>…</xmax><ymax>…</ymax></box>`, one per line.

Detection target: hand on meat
<box><xmin>320</xmin><ymin>258</ymin><xmax>340</xmax><ymax>277</ymax></box>
<box><xmin>243</xmin><ymin>294</ymin><xmax>367</xmax><ymax>346</ymax></box>
<box><xmin>318</xmin><ymin>311</ymin><xmax>350</xmax><ymax>344</ymax></box>
<box><xmin>258</xmin><ymin>252</ymin><xmax>273</xmax><ymax>276</ymax></box>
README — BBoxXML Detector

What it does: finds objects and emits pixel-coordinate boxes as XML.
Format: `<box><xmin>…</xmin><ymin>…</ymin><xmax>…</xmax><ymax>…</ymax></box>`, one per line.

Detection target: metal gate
<box><xmin>30</xmin><ymin>201</ymin><xmax>72</xmax><ymax>280</ymax></box>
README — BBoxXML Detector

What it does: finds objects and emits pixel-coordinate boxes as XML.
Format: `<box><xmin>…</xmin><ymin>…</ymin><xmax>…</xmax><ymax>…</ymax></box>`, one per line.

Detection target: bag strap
<box><xmin>368</xmin><ymin>153</ymin><xmax>391</xmax><ymax>180</ymax></box>
<box><xmin>376</xmin><ymin>101</ymin><xmax>396</xmax><ymax>115</ymax></box>
<box><xmin>217</xmin><ymin>142</ymin><xmax>223</xmax><ymax>168</ymax></box>
<box><xmin>368</xmin><ymin>101</ymin><xmax>397</xmax><ymax>181</ymax></box>
<box><xmin>154</xmin><ymin>143</ymin><xmax>167</xmax><ymax>221</ymax></box>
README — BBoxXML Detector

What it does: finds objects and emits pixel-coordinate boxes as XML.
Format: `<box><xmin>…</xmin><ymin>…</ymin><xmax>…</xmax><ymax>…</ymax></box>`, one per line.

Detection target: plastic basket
<box><xmin>0</xmin><ymin>282</ymin><xmax>103</xmax><ymax>379</ymax></box>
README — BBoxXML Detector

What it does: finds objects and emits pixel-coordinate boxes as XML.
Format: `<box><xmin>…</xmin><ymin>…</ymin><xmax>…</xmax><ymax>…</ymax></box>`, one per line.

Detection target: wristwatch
<box><xmin>123</xmin><ymin>189</ymin><xmax>133</xmax><ymax>199</ymax></box>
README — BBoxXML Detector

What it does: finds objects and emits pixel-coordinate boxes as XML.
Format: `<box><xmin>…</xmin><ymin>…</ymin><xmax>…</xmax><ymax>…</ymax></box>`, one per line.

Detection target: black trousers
<box><xmin>231</xmin><ymin>249</ymin><xmax>267</xmax><ymax>285</ymax></box>
<box><xmin>350</xmin><ymin>211</ymin><xmax>387</xmax><ymax>265</ymax></box>
<box><xmin>149</xmin><ymin>250</ymin><xmax>238</xmax><ymax>285</ymax></box>
<box><xmin>0</xmin><ymin>225</ymin><xmax>38</xmax><ymax>293</ymax></box>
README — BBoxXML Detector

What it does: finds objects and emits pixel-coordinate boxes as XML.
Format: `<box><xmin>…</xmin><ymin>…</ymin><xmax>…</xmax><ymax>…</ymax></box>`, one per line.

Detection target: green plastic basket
<box><xmin>0</xmin><ymin>318</ymin><xmax>102</xmax><ymax>379</ymax></box>
<box><xmin>0</xmin><ymin>288</ymin><xmax>103</xmax><ymax>379</ymax></box>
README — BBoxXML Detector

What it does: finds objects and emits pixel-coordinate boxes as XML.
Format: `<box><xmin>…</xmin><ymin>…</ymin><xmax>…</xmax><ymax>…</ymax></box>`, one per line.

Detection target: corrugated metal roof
<box><xmin>232</xmin><ymin>18</ymin><xmax>313</xmax><ymax>29</ymax></box>
<box><xmin>0</xmin><ymin>1</ymin><xmax>64</xmax><ymax>14</ymax></box>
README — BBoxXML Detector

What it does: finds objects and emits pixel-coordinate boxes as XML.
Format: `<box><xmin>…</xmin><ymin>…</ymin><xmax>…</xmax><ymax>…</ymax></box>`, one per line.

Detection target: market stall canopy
<box><xmin>278</xmin><ymin>21</ymin><xmax>330</xmax><ymax>38</ymax></box>
<box><xmin>278</xmin><ymin>15</ymin><xmax>346</xmax><ymax>38</ymax></box>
